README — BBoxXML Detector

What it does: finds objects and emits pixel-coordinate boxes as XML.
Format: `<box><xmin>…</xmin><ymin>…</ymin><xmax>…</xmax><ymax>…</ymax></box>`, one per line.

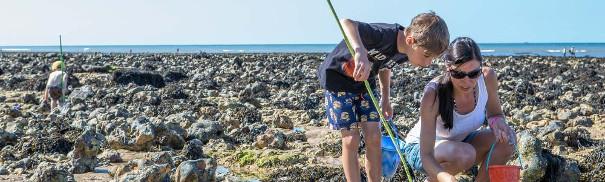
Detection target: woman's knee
<box><xmin>456</xmin><ymin>143</ymin><xmax>477</xmax><ymax>168</ymax></box>
<box><xmin>436</xmin><ymin>142</ymin><xmax>476</xmax><ymax>168</ymax></box>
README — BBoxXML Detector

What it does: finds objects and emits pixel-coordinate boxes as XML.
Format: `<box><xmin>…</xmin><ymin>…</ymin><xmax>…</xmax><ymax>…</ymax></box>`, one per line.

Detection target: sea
<box><xmin>1</xmin><ymin>43</ymin><xmax>605</xmax><ymax>57</ymax></box>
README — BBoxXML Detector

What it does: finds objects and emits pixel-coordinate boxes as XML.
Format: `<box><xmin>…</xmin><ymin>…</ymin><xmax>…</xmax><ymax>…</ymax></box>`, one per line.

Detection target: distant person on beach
<box><xmin>403</xmin><ymin>37</ymin><xmax>516</xmax><ymax>182</ymax></box>
<box><xmin>563</xmin><ymin>48</ymin><xmax>567</xmax><ymax>57</ymax></box>
<box><xmin>42</xmin><ymin>61</ymin><xmax>68</xmax><ymax>111</ymax></box>
<box><xmin>317</xmin><ymin>12</ymin><xmax>449</xmax><ymax>182</ymax></box>
<box><xmin>570</xmin><ymin>47</ymin><xmax>576</xmax><ymax>57</ymax></box>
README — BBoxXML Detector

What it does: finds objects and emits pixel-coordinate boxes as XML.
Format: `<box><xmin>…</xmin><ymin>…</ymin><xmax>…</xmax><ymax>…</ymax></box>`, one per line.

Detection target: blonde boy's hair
<box><xmin>405</xmin><ymin>11</ymin><xmax>450</xmax><ymax>56</ymax></box>
<box><xmin>51</xmin><ymin>61</ymin><xmax>62</xmax><ymax>71</ymax></box>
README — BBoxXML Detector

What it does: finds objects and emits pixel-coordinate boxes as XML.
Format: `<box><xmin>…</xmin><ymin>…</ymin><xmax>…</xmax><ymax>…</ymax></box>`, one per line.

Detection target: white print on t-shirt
<box><xmin>384</xmin><ymin>59</ymin><xmax>397</xmax><ymax>69</ymax></box>
<box><xmin>369</xmin><ymin>48</ymin><xmax>400</xmax><ymax>69</ymax></box>
<box><xmin>367</xmin><ymin>49</ymin><xmax>387</xmax><ymax>61</ymax></box>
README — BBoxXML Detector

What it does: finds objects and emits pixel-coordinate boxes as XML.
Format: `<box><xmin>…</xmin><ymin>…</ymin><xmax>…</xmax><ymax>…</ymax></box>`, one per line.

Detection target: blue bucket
<box><xmin>381</xmin><ymin>135</ymin><xmax>404</xmax><ymax>179</ymax></box>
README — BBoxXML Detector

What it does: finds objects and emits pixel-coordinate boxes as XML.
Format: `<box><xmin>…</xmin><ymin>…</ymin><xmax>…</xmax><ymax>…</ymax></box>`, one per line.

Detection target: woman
<box><xmin>403</xmin><ymin>37</ymin><xmax>516</xmax><ymax>182</ymax></box>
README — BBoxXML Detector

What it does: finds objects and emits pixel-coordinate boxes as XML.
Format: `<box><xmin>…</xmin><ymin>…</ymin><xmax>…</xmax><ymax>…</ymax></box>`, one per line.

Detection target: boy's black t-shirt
<box><xmin>318</xmin><ymin>21</ymin><xmax>409</xmax><ymax>93</ymax></box>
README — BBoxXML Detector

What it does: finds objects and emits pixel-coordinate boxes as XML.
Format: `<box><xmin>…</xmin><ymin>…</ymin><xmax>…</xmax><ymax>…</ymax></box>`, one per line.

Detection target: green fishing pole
<box><xmin>326</xmin><ymin>0</ymin><xmax>413</xmax><ymax>181</ymax></box>
<box><xmin>59</xmin><ymin>35</ymin><xmax>66</xmax><ymax>102</ymax></box>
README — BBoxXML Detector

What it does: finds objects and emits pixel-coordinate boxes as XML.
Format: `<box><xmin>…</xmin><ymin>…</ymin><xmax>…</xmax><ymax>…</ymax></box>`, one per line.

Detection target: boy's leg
<box><xmin>50</xmin><ymin>99</ymin><xmax>58</xmax><ymax>111</ymax></box>
<box><xmin>361</xmin><ymin>122</ymin><xmax>381</xmax><ymax>182</ymax></box>
<box><xmin>341</xmin><ymin>129</ymin><xmax>362</xmax><ymax>182</ymax></box>
<box><xmin>358</xmin><ymin>91</ymin><xmax>382</xmax><ymax>182</ymax></box>
<box><xmin>324</xmin><ymin>90</ymin><xmax>362</xmax><ymax>182</ymax></box>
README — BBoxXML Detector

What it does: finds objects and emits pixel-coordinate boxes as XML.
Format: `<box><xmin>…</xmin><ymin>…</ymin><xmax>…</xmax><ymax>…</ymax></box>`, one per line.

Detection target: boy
<box><xmin>43</xmin><ymin>61</ymin><xmax>68</xmax><ymax>111</ymax></box>
<box><xmin>317</xmin><ymin>11</ymin><xmax>449</xmax><ymax>181</ymax></box>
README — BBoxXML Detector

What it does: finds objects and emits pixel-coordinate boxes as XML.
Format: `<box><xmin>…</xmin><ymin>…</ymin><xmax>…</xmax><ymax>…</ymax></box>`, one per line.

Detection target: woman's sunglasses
<box><xmin>449</xmin><ymin>67</ymin><xmax>482</xmax><ymax>79</ymax></box>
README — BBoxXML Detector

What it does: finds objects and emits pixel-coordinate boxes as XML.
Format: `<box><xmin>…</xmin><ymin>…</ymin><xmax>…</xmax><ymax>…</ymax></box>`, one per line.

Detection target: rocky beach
<box><xmin>0</xmin><ymin>52</ymin><xmax>603</xmax><ymax>181</ymax></box>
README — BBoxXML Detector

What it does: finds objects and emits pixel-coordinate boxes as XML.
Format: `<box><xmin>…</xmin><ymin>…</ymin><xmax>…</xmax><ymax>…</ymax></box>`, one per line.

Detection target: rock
<box><xmin>69</xmin><ymin>85</ymin><xmax>94</xmax><ymax>104</ymax></box>
<box><xmin>164</xmin><ymin>71</ymin><xmax>188</xmax><ymax>82</ymax></box>
<box><xmin>70</xmin><ymin>129</ymin><xmax>105</xmax><ymax>174</ymax></box>
<box><xmin>81</xmin><ymin>65</ymin><xmax>112</xmax><ymax>73</ymax></box>
<box><xmin>0</xmin><ymin>166</ymin><xmax>8</xmax><ymax>175</ymax></box>
<box><xmin>8</xmin><ymin>158</ymin><xmax>35</xmax><ymax>174</ymax></box>
<box><xmin>117</xmin><ymin>163</ymin><xmax>172</xmax><ymax>182</ymax></box>
<box><xmin>174</xmin><ymin>158</ymin><xmax>217</xmax><ymax>182</ymax></box>
<box><xmin>21</xmin><ymin>93</ymin><xmax>37</xmax><ymax>104</ymax></box>
<box><xmin>517</xmin><ymin>131</ymin><xmax>547</xmax><ymax>182</ymax></box>
<box><xmin>0</xmin><ymin>129</ymin><xmax>18</xmax><ymax>147</ymax></box>
<box><xmin>161</xmin><ymin>85</ymin><xmax>188</xmax><ymax>100</ymax></box>
<box><xmin>254</xmin><ymin>129</ymin><xmax>287</xmax><ymax>149</ymax></box>
<box><xmin>155</xmin><ymin>122</ymin><xmax>186</xmax><ymax>150</ymax></box>
<box><xmin>182</xmin><ymin>139</ymin><xmax>204</xmax><ymax>160</ymax></box>
<box><xmin>268</xmin><ymin>165</ymin><xmax>345</xmax><ymax>181</ymax></box>
<box><xmin>229</xmin><ymin>123</ymin><xmax>268</xmax><ymax>144</ymax></box>
<box><xmin>515</xmin><ymin>80</ymin><xmax>535</xmax><ymax>95</ymax></box>
<box><xmin>538</xmin><ymin>120</ymin><xmax>563</xmax><ymax>136</ymax></box>
<box><xmin>112</xmin><ymin>70</ymin><xmax>166</xmax><ymax>88</ymax></box>
<box><xmin>186</xmin><ymin>120</ymin><xmax>223</xmax><ymax>144</ymax></box>
<box><xmin>579</xmin><ymin>104</ymin><xmax>594</xmax><ymax>116</ymax></box>
<box><xmin>271</xmin><ymin>113</ymin><xmax>294</xmax><ymax>129</ymax></box>
<box><xmin>542</xmin><ymin>151</ymin><xmax>580</xmax><ymax>182</ymax></box>
<box><xmin>99</xmin><ymin>150</ymin><xmax>123</xmax><ymax>163</ymax></box>
<box><xmin>219</xmin><ymin>103</ymin><xmax>262</xmax><ymax>131</ymax></box>
<box><xmin>111</xmin><ymin>152</ymin><xmax>175</xmax><ymax>181</ymax></box>
<box><xmin>166</xmin><ymin>112</ymin><xmax>197</xmax><ymax>129</ymax></box>
<box><xmin>2</xmin><ymin>105</ymin><xmax>21</xmax><ymax>118</ymax></box>
<box><xmin>579</xmin><ymin>146</ymin><xmax>605</xmax><ymax>181</ymax></box>
<box><xmin>198</xmin><ymin>106</ymin><xmax>220</xmax><ymax>121</ymax></box>
<box><xmin>557</xmin><ymin>110</ymin><xmax>573</xmax><ymax>121</ymax></box>
<box><xmin>107</xmin><ymin>116</ymin><xmax>156</xmax><ymax>151</ymax></box>
<box><xmin>238</xmin><ymin>82</ymin><xmax>270</xmax><ymax>100</ymax></box>
<box><xmin>569</xmin><ymin>116</ymin><xmax>593</xmax><ymax>127</ymax></box>
<box><xmin>562</xmin><ymin>127</ymin><xmax>593</xmax><ymax>149</ymax></box>
<box><xmin>29</xmin><ymin>162</ymin><xmax>73</xmax><ymax>182</ymax></box>
<box><xmin>0</xmin><ymin>146</ymin><xmax>17</xmax><ymax>162</ymax></box>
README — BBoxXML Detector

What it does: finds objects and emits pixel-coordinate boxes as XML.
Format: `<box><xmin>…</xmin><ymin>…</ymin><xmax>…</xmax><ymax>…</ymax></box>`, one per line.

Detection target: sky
<box><xmin>1</xmin><ymin>0</ymin><xmax>604</xmax><ymax>45</ymax></box>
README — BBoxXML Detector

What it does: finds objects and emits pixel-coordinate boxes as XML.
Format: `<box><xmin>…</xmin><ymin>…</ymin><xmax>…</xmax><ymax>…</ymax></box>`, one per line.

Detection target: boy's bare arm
<box><xmin>340</xmin><ymin>19</ymin><xmax>372</xmax><ymax>81</ymax></box>
<box><xmin>378</xmin><ymin>69</ymin><xmax>391</xmax><ymax>99</ymax></box>
<box><xmin>378</xmin><ymin>69</ymin><xmax>393</xmax><ymax>118</ymax></box>
<box><xmin>339</xmin><ymin>19</ymin><xmax>366</xmax><ymax>54</ymax></box>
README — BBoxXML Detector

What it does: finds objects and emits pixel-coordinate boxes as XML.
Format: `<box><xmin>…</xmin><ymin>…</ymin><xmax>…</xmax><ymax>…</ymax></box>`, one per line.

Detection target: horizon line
<box><xmin>2</xmin><ymin>42</ymin><xmax>605</xmax><ymax>47</ymax></box>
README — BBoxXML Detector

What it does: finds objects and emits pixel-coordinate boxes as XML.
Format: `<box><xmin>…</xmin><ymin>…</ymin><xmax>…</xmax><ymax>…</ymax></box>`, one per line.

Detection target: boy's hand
<box><xmin>353</xmin><ymin>51</ymin><xmax>372</xmax><ymax>81</ymax></box>
<box><xmin>380</xmin><ymin>98</ymin><xmax>393</xmax><ymax>120</ymax></box>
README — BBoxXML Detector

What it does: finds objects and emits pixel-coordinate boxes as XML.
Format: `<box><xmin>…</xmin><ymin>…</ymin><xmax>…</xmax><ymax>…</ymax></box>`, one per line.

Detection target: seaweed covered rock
<box><xmin>112</xmin><ymin>70</ymin><xmax>165</xmax><ymax>88</ymax></box>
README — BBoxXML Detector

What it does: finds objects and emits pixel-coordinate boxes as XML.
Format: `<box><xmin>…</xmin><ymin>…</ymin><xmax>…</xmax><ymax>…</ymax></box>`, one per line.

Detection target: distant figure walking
<box><xmin>42</xmin><ymin>61</ymin><xmax>68</xmax><ymax>111</ymax></box>
<box><xmin>570</xmin><ymin>47</ymin><xmax>576</xmax><ymax>57</ymax></box>
<box><xmin>563</xmin><ymin>48</ymin><xmax>567</xmax><ymax>57</ymax></box>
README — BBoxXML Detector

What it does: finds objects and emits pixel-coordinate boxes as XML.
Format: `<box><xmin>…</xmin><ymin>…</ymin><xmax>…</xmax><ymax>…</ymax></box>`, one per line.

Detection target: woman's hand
<box><xmin>436</xmin><ymin>172</ymin><xmax>458</xmax><ymax>182</ymax></box>
<box><xmin>489</xmin><ymin>116</ymin><xmax>516</xmax><ymax>144</ymax></box>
